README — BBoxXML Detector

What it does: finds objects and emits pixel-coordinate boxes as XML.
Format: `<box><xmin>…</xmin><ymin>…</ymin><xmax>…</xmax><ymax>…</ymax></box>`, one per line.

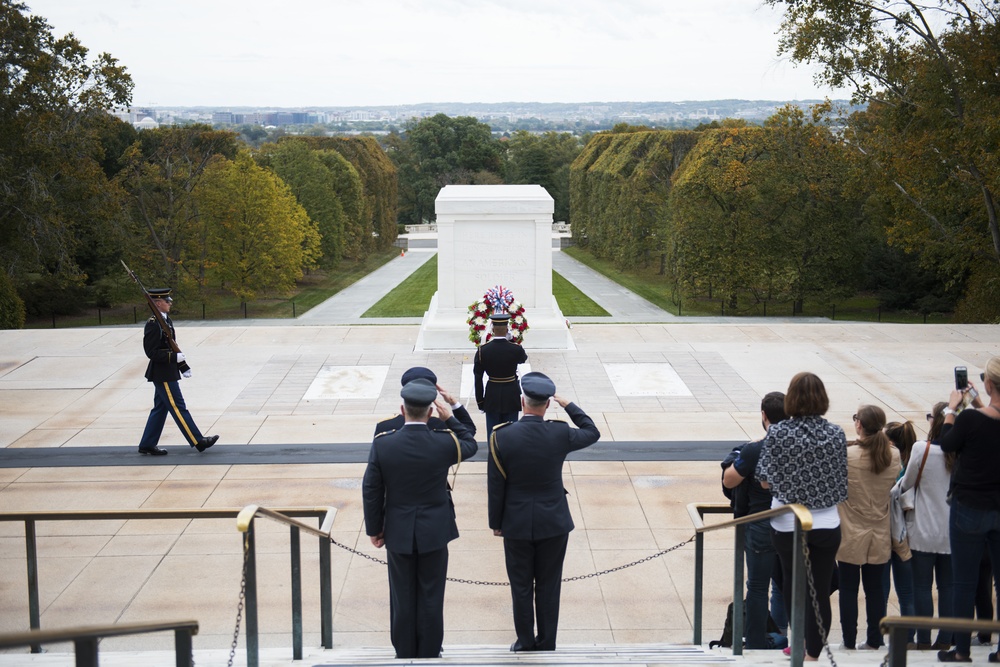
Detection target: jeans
<box><xmin>773</xmin><ymin>526</ymin><xmax>841</xmax><ymax>659</ymax></box>
<box><xmin>911</xmin><ymin>550</ymin><xmax>953</xmax><ymax>646</ymax></box>
<box><xmin>838</xmin><ymin>561</ymin><xmax>887</xmax><ymax>649</ymax></box>
<box><xmin>745</xmin><ymin>521</ymin><xmax>778</xmax><ymax>648</ymax></box>
<box><xmin>949</xmin><ymin>499</ymin><xmax>1000</xmax><ymax>657</ymax></box>
<box><xmin>881</xmin><ymin>551</ymin><xmax>915</xmax><ymax>643</ymax></box>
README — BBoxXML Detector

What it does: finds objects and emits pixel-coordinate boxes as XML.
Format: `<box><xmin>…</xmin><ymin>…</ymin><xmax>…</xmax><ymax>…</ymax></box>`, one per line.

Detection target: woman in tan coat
<box><xmin>838</xmin><ymin>404</ymin><xmax>901</xmax><ymax>650</ymax></box>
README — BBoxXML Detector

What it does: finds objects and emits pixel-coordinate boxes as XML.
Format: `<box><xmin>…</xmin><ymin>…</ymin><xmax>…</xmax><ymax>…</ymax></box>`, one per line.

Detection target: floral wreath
<box><xmin>467</xmin><ymin>285</ymin><xmax>528</xmax><ymax>346</ymax></box>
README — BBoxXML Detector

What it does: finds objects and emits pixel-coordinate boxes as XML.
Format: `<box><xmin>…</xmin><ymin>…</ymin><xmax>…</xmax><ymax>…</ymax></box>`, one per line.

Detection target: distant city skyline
<box><xmin>26</xmin><ymin>0</ymin><xmax>846</xmax><ymax>107</ymax></box>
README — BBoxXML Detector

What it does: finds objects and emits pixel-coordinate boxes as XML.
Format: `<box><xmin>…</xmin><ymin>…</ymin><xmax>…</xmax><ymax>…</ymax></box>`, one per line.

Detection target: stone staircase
<box><xmin>310</xmin><ymin>643</ymin><xmax>735</xmax><ymax>666</ymax></box>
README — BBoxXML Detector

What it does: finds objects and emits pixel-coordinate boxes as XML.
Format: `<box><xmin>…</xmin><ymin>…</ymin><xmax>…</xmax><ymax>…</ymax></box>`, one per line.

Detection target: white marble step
<box><xmin>311</xmin><ymin>643</ymin><xmax>735</xmax><ymax>666</ymax></box>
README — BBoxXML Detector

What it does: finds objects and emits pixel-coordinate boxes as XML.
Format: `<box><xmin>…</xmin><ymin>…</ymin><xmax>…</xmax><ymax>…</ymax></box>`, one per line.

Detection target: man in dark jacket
<box><xmin>722</xmin><ymin>391</ymin><xmax>788</xmax><ymax>648</ymax></box>
<box><xmin>362</xmin><ymin>378</ymin><xmax>478</xmax><ymax>659</ymax></box>
<box><xmin>473</xmin><ymin>313</ymin><xmax>528</xmax><ymax>436</ymax></box>
<box><xmin>487</xmin><ymin>372</ymin><xmax>600</xmax><ymax>652</ymax></box>
<box><xmin>374</xmin><ymin>366</ymin><xmax>475</xmax><ymax>438</ymax></box>
<box><xmin>137</xmin><ymin>288</ymin><xmax>218</xmax><ymax>456</ymax></box>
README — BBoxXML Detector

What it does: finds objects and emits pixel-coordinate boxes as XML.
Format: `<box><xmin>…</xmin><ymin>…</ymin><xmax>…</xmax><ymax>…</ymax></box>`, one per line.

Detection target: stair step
<box><xmin>311</xmin><ymin>643</ymin><xmax>734</xmax><ymax>666</ymax></box>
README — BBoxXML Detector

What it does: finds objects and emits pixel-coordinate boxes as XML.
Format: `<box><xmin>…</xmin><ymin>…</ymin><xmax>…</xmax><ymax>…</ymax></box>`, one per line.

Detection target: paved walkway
<box><xmin>3</xmin><ymin>245</ymin><xmax>1000</xmax><ymax>663</ymax></box>
<box><xmin>551</xmin><ymin>252</ymin><xmax>675</xmax><ymax>322</ymax></box>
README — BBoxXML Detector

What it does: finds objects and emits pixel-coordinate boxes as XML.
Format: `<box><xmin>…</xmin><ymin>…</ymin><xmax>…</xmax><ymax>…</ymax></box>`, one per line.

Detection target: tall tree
<box><xmin>117</xmin><ymin>125</ymin><xmax>240</xmax><ymax>292</ymax></box>
<box><xmin>391</xmin><ymin>114</ymin><xmax>503</xmax><ymax>225</ymax></box>
<box><xmin>504</xmin><ymin>131</ymin><xmax>583</xmax><ymax>223</ymax></box>
<box><xmin>766</xmin><ymin>0</ymin><xmax>1000</xmax><ymax>314</ymax></box>
<box><xmin>0</xmin><ymin>1</ymin><xmax>133</xmax><ymax>320</ymax></box>
<box><xmin>669</xmin><ymin>110</ymin><xmax>867</xmax><ymax>309</ymax></box>
<box><xmin>257</xmin><ymin>139</ymin><xmax>345</xmax><ymax>266</ymax></box>
<box><xmin>196</xmin><ymin>151</ymin><xmax>320</xmax><ymax>301</ymax></box>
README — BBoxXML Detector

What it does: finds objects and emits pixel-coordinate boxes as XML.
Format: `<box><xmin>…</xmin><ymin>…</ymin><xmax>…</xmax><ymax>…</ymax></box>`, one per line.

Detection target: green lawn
<box><xmin>362</xmin><ymin>254</ymin><xmax>609</xmax><ymax>318</ymax></box>
<box><xmin>363</xmin><ymin>255</ymin><xmax>439</xmax><ymax>317</ymax></box>
<box><xmin>553</xmin><ymin>271</ymin><xmax>610</xmax><ymax>316</ymax></box>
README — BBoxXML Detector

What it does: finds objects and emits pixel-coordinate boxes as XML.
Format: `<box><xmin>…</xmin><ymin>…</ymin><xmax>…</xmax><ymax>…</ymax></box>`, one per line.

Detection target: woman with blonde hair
<box><xmin>939</xmin><ymin>356</ymin><xmax>1000</xmax><ymax>663</ymax></box>
<box><xmin>901</xmin><ymin>402</ymin><xmax>956</xmax><ymax>651</ymax></box>
<box><xmin>757</xmin><ymin>371</ymin><xmax>848</xmax><ymax>661</ymax></box>
<box><xmin>838</xmin><ymin>405</ymin><xmax>901</xmax><ymax>650</ymax></box>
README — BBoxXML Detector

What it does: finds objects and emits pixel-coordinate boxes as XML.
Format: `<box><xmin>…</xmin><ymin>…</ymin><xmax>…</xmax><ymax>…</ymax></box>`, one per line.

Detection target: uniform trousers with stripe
<box><xmin>139</xmin><ymin>380</ymin><xmax>204</xmax><ymax>449</ymax></box>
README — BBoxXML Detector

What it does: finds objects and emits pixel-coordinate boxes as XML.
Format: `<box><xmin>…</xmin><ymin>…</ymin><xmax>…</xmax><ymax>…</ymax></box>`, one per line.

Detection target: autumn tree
<box><xmin>669</xmin><ymin>108</ymin><xmax>868</xmax><ymax>309</ymax></box>
<box><xmin>117</xmin><ymin>125</ymin><xmax>240</xmax><ymax>292</ymax></box>
<box><xmin>257</xmin><ymin>139</ymin><xmax>345</xmax><ymax>266</ymax></box>
<box><xmin>196</xmin><ymin>151</ymin><xmax>320</xmax><ymax>301</ymax></box>
<box><xmin>0</xmin><ymin>1</ymin><xmax>133</xmax><ymax>320</ymax></box>
<box><xmin>766</xmin><ymin>0</ymin><xmax>1000</xmax><ymax>317</ymax></box>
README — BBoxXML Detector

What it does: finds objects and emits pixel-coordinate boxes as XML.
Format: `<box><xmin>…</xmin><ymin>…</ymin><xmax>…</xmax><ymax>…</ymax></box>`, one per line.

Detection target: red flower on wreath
<box><xmin>467</xmin><ymin>285</ymin><xmax>529</xmax><ymax>347</ymax></box>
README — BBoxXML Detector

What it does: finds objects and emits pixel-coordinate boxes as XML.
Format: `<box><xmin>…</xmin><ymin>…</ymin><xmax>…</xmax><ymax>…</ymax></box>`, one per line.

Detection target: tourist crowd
<box><xmin>723</xmin><ymin>356</ymin><xmax>1000</xmax><ymax>663</ymax></box>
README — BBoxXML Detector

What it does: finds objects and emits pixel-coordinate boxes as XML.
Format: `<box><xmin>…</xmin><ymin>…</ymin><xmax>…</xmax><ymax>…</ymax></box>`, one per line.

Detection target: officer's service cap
<box><xmin>489</xmin><ymin>312</ymin><xmax>511</xmax><ymax>322</ymax></box>
<box><xmin>521</xmin><ymin>372</ymin><xmax>556</xmax><ymax>400</ymax></box>
<box><xmin>400</xmin><ymin>366</ymin><xmax>437</xmax><ymax>386</ymax></box>
<box><xmin>400</xmin><ymin>378</ymin><xmax>437</xmax><ymax>407</ymax></box>
<box><xmin>148</xmin><ymin>288</ymin><xmax>172</xmax><ymax>303</ymax></box>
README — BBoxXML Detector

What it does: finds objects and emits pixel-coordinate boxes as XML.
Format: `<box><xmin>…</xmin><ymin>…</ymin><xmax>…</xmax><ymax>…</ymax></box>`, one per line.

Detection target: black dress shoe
<box><xmin>195</xmin><ymin>435</ymin><xmax>219</xmax><ymax>452</ymax></box>
<box><xmin>510</xmin><ymin>640</ymin><xmax>536</xmax><ymax>652</ymax></box>
<box><xmin>138</xmin><ymin>447</ymin><xmax>168</xmax><ymax>456</ymax></box>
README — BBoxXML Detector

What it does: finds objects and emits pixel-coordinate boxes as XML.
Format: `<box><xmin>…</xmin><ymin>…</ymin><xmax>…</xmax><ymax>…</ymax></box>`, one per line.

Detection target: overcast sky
<box><xmin>26</xmin><ymin>0</ymin><xmax>843</xmax><ymax>107</ymax></box>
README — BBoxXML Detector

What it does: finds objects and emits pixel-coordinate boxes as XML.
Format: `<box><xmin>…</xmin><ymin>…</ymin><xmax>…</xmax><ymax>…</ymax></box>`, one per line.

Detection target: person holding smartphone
<box><xmin>937</xmin><ymin>358</ymin><xmax>1000</xmax><ymax>663</ymax></box>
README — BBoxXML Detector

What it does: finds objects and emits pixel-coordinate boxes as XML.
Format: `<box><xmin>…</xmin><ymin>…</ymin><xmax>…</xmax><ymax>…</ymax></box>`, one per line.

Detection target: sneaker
<box><xmin>856</xmin><ymin>643</ymin><xmax>880</xmax><ymax>650</ymax></box>
<box><xmin>782</xmin><ymin>646</ymin><xmax>791</xmax><ymax>656</ymax></box>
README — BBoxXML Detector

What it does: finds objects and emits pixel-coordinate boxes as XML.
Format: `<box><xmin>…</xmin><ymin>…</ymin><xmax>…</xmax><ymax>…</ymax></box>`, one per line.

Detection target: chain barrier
<box><xmin>225</xmin><ymin>533</ymin><xmax>251</xmax><ymax>667</ymax></box>
<box><xmin>330</xmin><ymin>534</ymin><xmax>695</xmax><ymax>586</ymax></box>
<box><xmin>801</xmin><ymin>536</ymin><xmax>838</xmax><ymax>667</ymax></box>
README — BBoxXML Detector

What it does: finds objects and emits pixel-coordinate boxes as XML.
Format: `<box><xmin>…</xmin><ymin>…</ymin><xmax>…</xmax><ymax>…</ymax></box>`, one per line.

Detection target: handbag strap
<box><xmin>913</xmin><ymin>441</ymin><xmax>932</xmax><ymax>489</ymax></box>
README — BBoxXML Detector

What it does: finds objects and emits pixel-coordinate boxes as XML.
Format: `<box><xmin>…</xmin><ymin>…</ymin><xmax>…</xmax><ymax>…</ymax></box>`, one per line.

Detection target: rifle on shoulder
<box><xmin>121</xmin><ymin>260</ymin><xmax>191</xmax><ymax>374</ymax></box>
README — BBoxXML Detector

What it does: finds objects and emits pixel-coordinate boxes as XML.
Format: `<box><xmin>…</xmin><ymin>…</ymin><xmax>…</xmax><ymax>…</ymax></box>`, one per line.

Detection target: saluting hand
<box><xmin>434</xmin><ymin>398</ymin><xmax>453</xmax><ymax>422</ymax></box>
<box><xmin>436</xmin><ymin>384</ymin><xmax>456</xmax><ymax>405</ymax></box>
<box><xmin>552</xmin><ymin>394</ymin><xmax>571</xmax><ymax>409</ymax></box>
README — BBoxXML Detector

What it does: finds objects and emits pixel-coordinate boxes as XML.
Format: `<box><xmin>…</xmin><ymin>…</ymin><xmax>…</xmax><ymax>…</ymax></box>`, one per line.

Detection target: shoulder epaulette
<box><xmin>545</xmin><ymin>419</ymin><xmax>567</xmax><ymax>424</ymax></box>
<box><xmin>374</xmin><ymin>429</ymin><xmax>396</xmax><ymax>438</ymax></box>
<box><xmin>432</xmin><ymin>428</ymin><xmax>455</xmax><ymax>434</ymax></box>
<box><xmin>493</xmin><ymin>421</ymin><xmax>514</xmax><ymax>430</ymax></box>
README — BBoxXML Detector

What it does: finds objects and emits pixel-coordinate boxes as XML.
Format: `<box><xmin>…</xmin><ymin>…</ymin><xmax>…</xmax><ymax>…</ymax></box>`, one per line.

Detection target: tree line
<box><xmin>0</xmin><ymin>2</ymin><xmax>397</xmax><ymax>327</ymax></box>
<box><xmin>572</xmin><ymin>0</ymin><xmax>1000</xmax><ymax>321</ymax></box>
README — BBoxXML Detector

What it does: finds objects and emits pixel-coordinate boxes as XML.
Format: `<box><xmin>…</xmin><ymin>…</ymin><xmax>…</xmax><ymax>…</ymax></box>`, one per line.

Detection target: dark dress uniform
<box><xmin>374</xmin><ymin>406</ymin><xmax>476</xmax><ymax>438</ymax></box>
<box><xmin>138</xmin><ymin>312</ymin><xmax>208</xmax><ymax>452</ymax></box>
<box><xmin>362</xmin><ymin>393</ymin><xmax>478</xmax><ymax>659</ymax></box>
<box><xmin>473</xmin><ymin>337</ymin><xmax>528</xmax><ymax>435</ymax></box>
<box><xmin>374</xmin><ymin>366</ymin><xmax>477</xmax><ymax>438</ymax></box>
<box><xmin>487</xmin><ymin>374</ymin><xmax>600</xmax><ymax>652</ymax></box>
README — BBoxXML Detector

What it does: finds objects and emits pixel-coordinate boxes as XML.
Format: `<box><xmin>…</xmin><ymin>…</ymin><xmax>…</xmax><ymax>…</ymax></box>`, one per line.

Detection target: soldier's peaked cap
<box><xmin>521</xmin><ymin>372</ymin><xmax>556</xmax><ymax>400</ymax></box>
<box><xmin>400</xmin><ymin>378</ymin><xmax>437</xmax><ymax>407</ymax></box>
<box><xmin>400</xmin><ymin>366</ymin><xmax>437</xmax><ymax>386</ymax></box>
<box><xmin>148</xmin><ymin>288</ymin><xmax>172</xmax><ymax>302</ymax></box>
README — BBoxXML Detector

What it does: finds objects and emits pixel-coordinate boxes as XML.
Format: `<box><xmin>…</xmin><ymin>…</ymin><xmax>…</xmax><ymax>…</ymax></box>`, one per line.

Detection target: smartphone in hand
<box><xmin>955</xmin><ymin>366</ymin><xmax>969</xmax><ymax>390</ymax></box>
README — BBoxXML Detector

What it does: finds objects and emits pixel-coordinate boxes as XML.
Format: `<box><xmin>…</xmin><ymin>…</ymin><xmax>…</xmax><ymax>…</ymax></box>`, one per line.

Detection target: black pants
<box><xmin>386</xmin><ymin>547</ymin><xmax>448</xmax><ymax>659</ymax></box>
<box><xmin>772</xmin><ymin>526</ymin><xmax>841</xmax><ymax>659</ymax></box>
<box><xmin>504</xmin><ymin>533</ymin><xmax>569</xmax><ymax>650</ymax></box>
<box><xmin>838</xmin><ymin>561</ymin><xmax>887</xmax><ymax>648</ymax></box>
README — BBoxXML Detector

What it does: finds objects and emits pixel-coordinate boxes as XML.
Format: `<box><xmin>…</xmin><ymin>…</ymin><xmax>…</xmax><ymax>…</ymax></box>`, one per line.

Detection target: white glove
<box><xmin>176</xmin><ymin>352</ymin><xmax>186</xmax><ymax>363</ymax></box>
<box><xmin>182</xmin><ymin>370</ymin><xmax>192</xmax><ymax>379</ymax></box>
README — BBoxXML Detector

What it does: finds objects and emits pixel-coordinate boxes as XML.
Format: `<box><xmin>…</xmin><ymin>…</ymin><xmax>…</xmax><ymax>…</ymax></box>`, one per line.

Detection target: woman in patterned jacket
<box><xmin>757</xmin><ymin>371</ymin><xmax>849</xmax><ymax>661</ymax></box>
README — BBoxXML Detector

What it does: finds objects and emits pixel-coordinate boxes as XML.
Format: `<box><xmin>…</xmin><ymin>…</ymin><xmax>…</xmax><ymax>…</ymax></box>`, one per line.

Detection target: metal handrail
<box><xmin>881</xmin><ymin>616</ymin><xmax>1000</xmax><ymax>666</ymax></box>
<box><xmin>0</xmin><ymin>507</ymin><xmax>334</xmax><ymax>661</ymax></box>
<box><xmin>0</xmin><ymin>619</ymin><xmax>198</xmax><ymax>667</ymax></box>
<box><xmin>235</xmin><ymin>505</ymin><xmax>337</xmax><ymax>667</ymax></box>
<box><xmin>687</xmin><ymin>502</ymin><xmax>813</xmax><ymax>667</ymax></box>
